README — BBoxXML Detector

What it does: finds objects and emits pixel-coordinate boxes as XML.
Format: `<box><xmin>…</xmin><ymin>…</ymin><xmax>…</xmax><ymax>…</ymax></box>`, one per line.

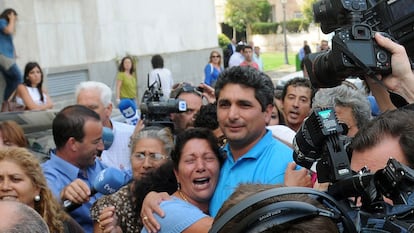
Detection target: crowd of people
<box><xmin>2</xmin><ymin>5</ymin><xmax>414</xmax><ymax>232</ymax></box>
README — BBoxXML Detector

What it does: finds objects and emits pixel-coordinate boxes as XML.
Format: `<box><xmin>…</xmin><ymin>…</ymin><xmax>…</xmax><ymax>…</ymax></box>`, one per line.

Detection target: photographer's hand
<box><xmin>198</xmin><ymin>83</ymin><xmax>216</xmax><ymax>103</ymax></box>
<box><xmin>374</xmin><ymin>33</ymin><xmax>414</xmax><ymax>103</ymax></box>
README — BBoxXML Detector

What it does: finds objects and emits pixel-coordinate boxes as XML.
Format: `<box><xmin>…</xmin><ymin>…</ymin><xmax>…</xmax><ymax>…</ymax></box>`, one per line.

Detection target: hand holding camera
<box><xmin>373</xmin><ymin>33</ymin><xmax>414</xmax><ymax>103</ymax></box>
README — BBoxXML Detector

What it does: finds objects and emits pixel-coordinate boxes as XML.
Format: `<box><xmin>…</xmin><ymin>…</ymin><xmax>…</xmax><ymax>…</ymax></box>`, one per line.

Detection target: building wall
<box><xmin>0</xmin><ymin>0</ymin><xmax>219</xmax><ymax>108</ymax></box>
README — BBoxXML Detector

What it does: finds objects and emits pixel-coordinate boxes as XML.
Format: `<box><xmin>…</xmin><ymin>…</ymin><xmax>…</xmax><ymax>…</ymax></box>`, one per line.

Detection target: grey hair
<box><xmin>129</xmin><ymin>126</ymin><xmax>174</xmax><ymax>157</ymax></box>
<box><xmin>313</xmin><ymin>84</ymin><xmax>371</xmax><ymax>129</ymax></box>
<box><xmin>75</xmin><ymin>81</ymin><xmax>113</xmax><ymax>107</ymax></box>
<box><xmin>0</xmin><ymin>201</ymin><xmax>50</xmax><ymax>233</ymax></box>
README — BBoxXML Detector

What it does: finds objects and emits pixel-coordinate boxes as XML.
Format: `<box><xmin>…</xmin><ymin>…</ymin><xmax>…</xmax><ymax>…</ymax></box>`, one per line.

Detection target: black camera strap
<box><xmin>332</xmin><ymin>36</ymin><xmax>386</xmax><ymax>88</ymax></box>
<box><xmin>334</xmin><ymin>36</ymin><xmax>413</xmax><ymax>107</ymax></box>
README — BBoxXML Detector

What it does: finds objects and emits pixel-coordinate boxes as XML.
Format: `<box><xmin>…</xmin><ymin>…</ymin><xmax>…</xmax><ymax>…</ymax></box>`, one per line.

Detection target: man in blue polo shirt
<box><xmin>42</xmin><ymin>105</ymin><xmax>107</xmax><ymax>233</ymax></box>
<box><xmin>140</xmin><ymin>67</ymin><xmax>311</xmax><ymax>232</ymax></box>
<box><xmin>209</xmin><ymin>66</ymin><xmax>310</xmax><ymax>216</ymax></box>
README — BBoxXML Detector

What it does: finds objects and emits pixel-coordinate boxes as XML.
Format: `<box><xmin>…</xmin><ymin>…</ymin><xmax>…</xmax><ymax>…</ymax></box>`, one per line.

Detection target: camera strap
<box><xmin>333</xmin><ymin>36</ymin><xmax>386</xmax><ymax>88</ymax></box>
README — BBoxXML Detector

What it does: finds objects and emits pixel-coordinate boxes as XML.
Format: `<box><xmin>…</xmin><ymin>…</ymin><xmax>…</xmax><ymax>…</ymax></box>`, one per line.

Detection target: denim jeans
<box><xmin>0</xmin><ymin>63</ymin><xmax>22</xmax><ymax>100</ymax></box>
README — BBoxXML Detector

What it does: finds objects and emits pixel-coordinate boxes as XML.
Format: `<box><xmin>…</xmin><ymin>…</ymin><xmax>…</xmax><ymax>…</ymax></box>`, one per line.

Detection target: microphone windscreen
<box><xmin>119</xmin><ymin>99</ymin><xmax>137</xmax><ymax>117</ymax></box>
<box><xmin>102</xmin><ymin>127</ymin><xmax>114</xmax><ymax>150</ymax></box>
<box><xmin>118</xmin><ymin>99</ymin><xmax>139</xmax><ymax>125</ymax></box>
<box><xmin>93</xmin><ymin>167</ymin><xmax>130</xmax><ymax>195</ymax></box>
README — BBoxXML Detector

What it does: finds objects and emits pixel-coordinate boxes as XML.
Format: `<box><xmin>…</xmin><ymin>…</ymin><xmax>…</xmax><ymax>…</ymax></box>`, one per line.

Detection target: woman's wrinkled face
<box><xmin>0</xmin><ymin>160</ymin><xmax>40</xmax><ymax>208</ymax></box>
<box><xmin>175</xmin><ymin>138</ymin><xmax>220</xmax><ymax>204</ymax></box>
<box><xmin>130</xmin><ymin>138</ymin><xmax>169</xmax><ymax>180</ymax></box>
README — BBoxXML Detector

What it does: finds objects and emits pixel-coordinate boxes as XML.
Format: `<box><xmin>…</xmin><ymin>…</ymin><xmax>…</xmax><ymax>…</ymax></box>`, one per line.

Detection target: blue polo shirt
<box><xmin>209</xmin><ymin>130</ymin><xmax>294</xmax><ymax>217</ymax></box>
<box><xmin>42</xmin><ymin>153</ymin><xmax>107</xmax><ymax>233</ymax></box>
<box><xmin>0</xmin><ymin>19</ymin><xmax>15</xmax><ymax>58</ymax></box>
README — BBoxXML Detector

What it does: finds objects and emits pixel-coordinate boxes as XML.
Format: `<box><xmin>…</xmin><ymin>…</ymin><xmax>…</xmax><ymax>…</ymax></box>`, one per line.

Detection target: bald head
<box><xmin>0</xmin><ymin>201</ymin><xmax>49</xmax><ymax>233</ymax></box>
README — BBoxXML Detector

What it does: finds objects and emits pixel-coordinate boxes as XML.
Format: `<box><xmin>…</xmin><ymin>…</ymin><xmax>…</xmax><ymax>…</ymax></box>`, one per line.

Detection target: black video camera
<box><xmin>140</xmin><ymin>75</ymin><xmax>186</xmax><ymax>131</ymax></box>
<box><xmin>293</xmin><ymin>107</ymin><xmax>414</xmax><ymax>231</ymax></box>
<box><xmin>304</xmin><ymin>0</ymin><xmax>414</xmax><ymax>88</ymax></box>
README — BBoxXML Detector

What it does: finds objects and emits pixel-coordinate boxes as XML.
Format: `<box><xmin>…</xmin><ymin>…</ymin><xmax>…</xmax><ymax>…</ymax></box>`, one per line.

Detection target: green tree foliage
<box><xmin>225</xmin><ymin>0</ymin><xmax>271</xmax><ymax>32</ymax></box>
<box><xmin>218</xmin><ymin>33</ymin><xmax>231</xmax><ymax>49</ymax></box>
<box><xmin>302</xmin><ymin>0</ymin><xmax>317</xmax><ymax>23</ymax></box>
<box><xmin>251</xmin><ymin>22</ymin><xmax>279</xmax><ymax>34</ymax></box>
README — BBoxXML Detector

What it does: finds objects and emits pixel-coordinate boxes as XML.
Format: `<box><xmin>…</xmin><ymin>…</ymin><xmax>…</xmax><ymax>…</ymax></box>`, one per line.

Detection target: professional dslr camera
<box><xmin>293</xmin><ymin>107</ymin><xmax>414</xmax><ymax>232</ymax></box>
<box><xmin>304</xmin><ymin>0</ymin><xmax>414</xmax><ymax>88</ymax></box>
<box><xmin>140</xmin><ymin>75</ymin><xmax>186</xmax><ymax>131</ymax></box>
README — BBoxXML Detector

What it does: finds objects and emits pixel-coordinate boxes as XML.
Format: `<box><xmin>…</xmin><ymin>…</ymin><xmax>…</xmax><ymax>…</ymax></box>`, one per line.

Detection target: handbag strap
<box><xmin>7</xmin><ymin>90</ymin><xmax>17</xmax><ymax>101</ymax></box>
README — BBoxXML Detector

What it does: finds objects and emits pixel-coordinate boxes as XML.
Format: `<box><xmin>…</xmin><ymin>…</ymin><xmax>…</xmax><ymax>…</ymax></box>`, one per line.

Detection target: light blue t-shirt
<box><xmin>209</xmin><ymin>130</ymin><xmax>294</xmax><ymax>217</ymax></box>
<box><xmin>141</xmin><ymin>197</ymin><xmax>208</xmax><ymax>233</ymax></box>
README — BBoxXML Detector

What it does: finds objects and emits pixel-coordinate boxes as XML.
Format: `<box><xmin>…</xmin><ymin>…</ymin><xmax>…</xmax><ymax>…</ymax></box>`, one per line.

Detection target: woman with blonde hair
<box><xmin>0</xmin><ymin>147</ymin><xmax>84</xmax><ymax>233</ymax></box>
<box><xmin>203</xmin><ymin>51</ymin><xmax>223</xmax><ymax>87</ymax></box>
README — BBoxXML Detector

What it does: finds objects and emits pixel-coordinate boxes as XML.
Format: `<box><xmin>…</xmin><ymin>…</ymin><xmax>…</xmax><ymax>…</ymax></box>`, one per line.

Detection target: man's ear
<box><xmin>264</xmin><ymin>104</ymin><xmax>273</xmax><ymax>123</ymax></box>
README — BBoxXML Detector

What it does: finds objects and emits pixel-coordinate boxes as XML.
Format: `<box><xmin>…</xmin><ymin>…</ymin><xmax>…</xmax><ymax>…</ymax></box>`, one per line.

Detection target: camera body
<box><xmin>305</xmin><ymin>0</ymin><xmax>414</xmax><ymax>88</ymax></box>
<box><xmin>139</xmin><ymin>79</ymin><xmax>186</xmax><ymax>131</ymax></box>
<box><xmin>293</xmin><ymin>107</ymin><xmax>414</xmax><ymax>231</ymax></box>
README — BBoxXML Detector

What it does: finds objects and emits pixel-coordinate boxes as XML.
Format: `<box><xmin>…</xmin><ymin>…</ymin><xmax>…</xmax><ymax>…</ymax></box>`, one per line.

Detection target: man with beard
<box><xmin>281</xmin><ymin>77</ymin><xmax>314</xmax><ymax>132</ymax></box>
<box><xmin>42</xmin><ymin>105</ymin><xmax>107</xmax><ymax>233</ymax></box>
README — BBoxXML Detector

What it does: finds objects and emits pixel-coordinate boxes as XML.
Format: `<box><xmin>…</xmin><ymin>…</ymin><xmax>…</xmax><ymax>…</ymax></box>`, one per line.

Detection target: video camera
<box><xmin>293</xmin><ymin>107</ymin><xmax>414</xmax><ymax>232</ymax></box>
<box><xmin>139</xmin><ymin>75</ymin><xmax>186</xmax><ymax>131</ymax></box>
<box><xmin>304</xmin><ymin>0</ymin><xmax>414</xmax><ymax>88</ymax></box>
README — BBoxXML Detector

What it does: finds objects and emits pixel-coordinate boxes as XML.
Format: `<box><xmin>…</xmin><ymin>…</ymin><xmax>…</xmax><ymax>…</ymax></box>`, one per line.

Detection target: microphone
<box><xmin>102</xmin><ymin>127</ymin><xmax>114</xmax><ymax>150</ymax></box>
<box><xmin>118</xmin><ymin>99</ymin><xmax>139</xmax><ymax>125</ymax></box>
<box><xmin>64</xmin><ymin>167</ymin><xmax>131</xmax><ymax>212</ymax></box>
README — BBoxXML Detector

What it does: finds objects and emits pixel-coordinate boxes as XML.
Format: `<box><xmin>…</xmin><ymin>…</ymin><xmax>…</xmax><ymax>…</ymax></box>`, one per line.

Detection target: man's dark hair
<box><xmin>281</xmin><ymin>77</ymin><xmax>315</xmax><ymax>104</ymax></box>
<box><xmin>194</xmin><ymin>103</ymin><xmax>219</xmax><ymax>130</ymax></box>
<box><xmin>243</xmin><ymin>45</ymin><xmax>253</xmax><ymax>51</ymax></box>
<box><xmin>215</xmin><ymin>66</ymin><xmax>274</xmax><ymax>111</ymax></box>
<box><xmin>350</xmin><ymin>109</ymin><xmax>414</xmax><ymax>168</ymax></box>
<box><xmin>52</xmin><ymin>105</ymin><xmax>101</xmax><ymax>149</ymax></box>
<box><xmin>235</xmin><ymin>44</ymin><xmax>244</xmax><ymax>53</ymax></box>
<box><xmin>151</xmin><ymin>54</ymin><xmax>164</xmax><ymax>69</ymax></box>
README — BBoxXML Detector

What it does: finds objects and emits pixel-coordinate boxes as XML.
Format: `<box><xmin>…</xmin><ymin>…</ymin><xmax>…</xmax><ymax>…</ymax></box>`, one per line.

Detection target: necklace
<box><xmin>178</xmin><ymin>190</ymin><xmax>189</xmax><ymax>202</ymax></box>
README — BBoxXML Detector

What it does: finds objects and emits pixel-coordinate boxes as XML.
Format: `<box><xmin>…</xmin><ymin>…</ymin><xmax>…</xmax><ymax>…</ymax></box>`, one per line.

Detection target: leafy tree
<box><xmin>225</xmin><ymin>0</ymin><xmax>271</xmax><ymax>33</ymax></box>
<box><xmin>302</xmin><ymin>0</ymin><xmax>317</xmax><ymax>23</ymax></box>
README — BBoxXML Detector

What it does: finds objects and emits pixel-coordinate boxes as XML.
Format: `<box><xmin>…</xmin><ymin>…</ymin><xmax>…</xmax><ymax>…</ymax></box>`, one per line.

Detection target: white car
<box><xmin>276</xmin><ymin>71</ymin><xmax>365</xmax><ymax>91</ymax></box>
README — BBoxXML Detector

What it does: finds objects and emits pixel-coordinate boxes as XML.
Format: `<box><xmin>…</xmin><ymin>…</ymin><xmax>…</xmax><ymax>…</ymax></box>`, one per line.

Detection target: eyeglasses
<box><xmin>132</xmin><ymin>152</ymin><xmax>169</xmax><ymax>161</ymax></box>
<box><xmin>170</xmin><ymin>83</ymin><xmax>203</xmax><ymax>99</ymax></box>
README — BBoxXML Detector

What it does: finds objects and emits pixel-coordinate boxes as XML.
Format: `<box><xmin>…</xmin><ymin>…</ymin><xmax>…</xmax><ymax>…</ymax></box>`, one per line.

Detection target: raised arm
<box><xmin>374</xmin><ymin>33</ymin><xmax>414</xmax><ymax>104</ymax></box>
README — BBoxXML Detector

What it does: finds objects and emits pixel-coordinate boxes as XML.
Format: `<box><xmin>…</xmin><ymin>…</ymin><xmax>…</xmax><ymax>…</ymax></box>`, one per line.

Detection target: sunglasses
<box><xmin>211</xmin><ymin>55</ymin><xmax>221</xmax><ymax>58</ymax></box>
<box><xmin>170</xmin><ymin>83</ymin><xmax>203</xmax><ymax>99</ymax></box>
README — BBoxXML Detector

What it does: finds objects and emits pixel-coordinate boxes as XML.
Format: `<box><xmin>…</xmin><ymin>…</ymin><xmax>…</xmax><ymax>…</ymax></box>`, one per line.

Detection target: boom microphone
<box><xmin>118</xmin><ymin>99</ymin><xmax>139</xmax><ymax>125</ymax></box>
<box><xmin>64</xmin><ymin>167</ymin><xmax>131</xmax><ymax>212</ymax></box>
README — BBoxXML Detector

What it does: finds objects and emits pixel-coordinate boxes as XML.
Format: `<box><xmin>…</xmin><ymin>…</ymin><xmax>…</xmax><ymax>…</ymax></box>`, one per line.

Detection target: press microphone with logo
<box><xmin>64</xmin><ymin>167</ymin><xmax>131</xmax><ymax>212</ymax></box>
<box><xmin>118</xmin><ymin>99</ymin><xmax>139</xmax><ymax>125</ymax></box>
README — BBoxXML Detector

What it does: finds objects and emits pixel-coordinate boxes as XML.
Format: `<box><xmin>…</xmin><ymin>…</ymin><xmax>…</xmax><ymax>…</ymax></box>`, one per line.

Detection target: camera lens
<box><xmin>376</xmin><ymin>51</ymin><xmax>388</xmax><ymax>63</ymax></box>
<box><xmin>304</xmin><ymin>52</ymin><xmax>343</xmax><ymax>88</ymax></box>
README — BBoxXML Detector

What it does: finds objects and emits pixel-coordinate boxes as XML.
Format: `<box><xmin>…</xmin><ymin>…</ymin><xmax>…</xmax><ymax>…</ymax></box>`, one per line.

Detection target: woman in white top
<box><xmin>16</xmin><ymin>62</ymin><xmax>53</xmax><ymax>110</ymax></box>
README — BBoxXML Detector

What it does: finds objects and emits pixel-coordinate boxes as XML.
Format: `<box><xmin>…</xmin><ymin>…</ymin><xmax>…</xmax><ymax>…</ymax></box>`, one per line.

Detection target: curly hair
<box><xmin>0</xmin><ymin>147</ymin><xmax>71</xmax><ymax>233</ymax></box>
